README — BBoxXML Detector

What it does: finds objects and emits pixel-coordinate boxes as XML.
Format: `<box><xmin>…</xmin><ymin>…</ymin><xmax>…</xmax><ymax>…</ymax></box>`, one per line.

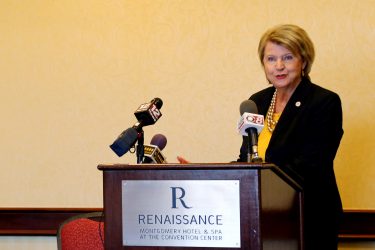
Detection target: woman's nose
<box><xmin>275</xmin><ymin>59</ymin><xmax>285</xmax><ymax>70</ymax></box>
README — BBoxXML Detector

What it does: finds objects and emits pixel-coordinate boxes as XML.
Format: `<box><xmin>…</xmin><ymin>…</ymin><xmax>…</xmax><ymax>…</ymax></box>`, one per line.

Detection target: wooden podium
<box><xmin>98</xmin><ymin>163</ymin><xmax>303</xmax><ymax>250</ymax></box>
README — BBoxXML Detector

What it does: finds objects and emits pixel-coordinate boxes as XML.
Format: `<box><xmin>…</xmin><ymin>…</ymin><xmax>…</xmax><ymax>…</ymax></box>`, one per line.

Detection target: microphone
<box><xmin>150</xmin><ymin>133</ymin><xmax>167</xmax><ymax>150</ymax></box>
<box><xmin>109</xmin><ymin>97</ymin><xmax>163</xmax><ymax>158</ymax></box>
<box><xmin>133</xmin><ymin>98</ymin><xmax>163</xmax><ymax>132</ymax></box>
<box><xmin>109</xmin><ymin>127</ymin><xmax>139</xmax><ymax>157</ymax></box>
<box><xmin>143</xmin><ymin>134</ymin><xmax>168</xmax><ymax>164</ymax></box>
<box><xmin>237</xmin><ymin>100</ymin><xmax>264</xmax><ymax>163</ymax></box>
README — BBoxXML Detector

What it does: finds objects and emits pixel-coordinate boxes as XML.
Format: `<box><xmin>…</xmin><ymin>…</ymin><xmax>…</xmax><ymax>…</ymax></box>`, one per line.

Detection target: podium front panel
<box><xmin>98</xmin><ymin>163</ymin><xmax>303</xmax><ymax>250</ymax></box>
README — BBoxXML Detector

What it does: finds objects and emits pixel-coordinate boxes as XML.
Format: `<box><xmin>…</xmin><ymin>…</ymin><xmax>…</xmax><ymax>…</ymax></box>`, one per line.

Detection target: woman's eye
<box><xmin>283</xmin><ymin>55</ymin><xmax>294</xmax><ymax>61</ymax></box>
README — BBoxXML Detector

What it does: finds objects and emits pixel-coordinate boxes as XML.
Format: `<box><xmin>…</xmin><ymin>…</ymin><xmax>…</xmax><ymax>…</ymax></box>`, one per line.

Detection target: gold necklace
<box><xmin>266</xmin><ymin>89</ymin><xmax>278</xmax><ymax>132</ymax></box>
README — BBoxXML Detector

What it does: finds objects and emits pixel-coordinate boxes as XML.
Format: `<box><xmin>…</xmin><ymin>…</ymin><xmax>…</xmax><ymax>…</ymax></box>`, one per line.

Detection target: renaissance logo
<box><xmin>137</xmin><ymin>186</ymin><xmax>223</xmax><ymax>225</ymax></box>
<box><xmin>138</xmin><ymin>214</ymin><xmax>223</xmax><ymax>225</ymax></box>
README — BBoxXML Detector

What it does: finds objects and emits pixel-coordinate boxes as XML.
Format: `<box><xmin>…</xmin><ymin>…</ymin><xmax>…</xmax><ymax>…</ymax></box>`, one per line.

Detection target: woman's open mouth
<box><xmin>276</xmin><ymin>74</ymin><xmax>287</xmax><ymax>80</ymax></box>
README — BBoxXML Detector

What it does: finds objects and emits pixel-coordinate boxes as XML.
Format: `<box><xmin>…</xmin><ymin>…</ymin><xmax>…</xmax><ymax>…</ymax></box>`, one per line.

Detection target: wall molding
<box><xmin>0</xmin><ymin>207</ymin><xmax>102</xmax><ymax>236</ymax></box>
<box><xmin>339</xmin><ymin>209</ymin><xmax>375</xmax><ymax>240</ymax></box>
<box><xmin>0</xmin><ymin>208</ymin><xmax>374</xmax><ymax>240</ymax></box>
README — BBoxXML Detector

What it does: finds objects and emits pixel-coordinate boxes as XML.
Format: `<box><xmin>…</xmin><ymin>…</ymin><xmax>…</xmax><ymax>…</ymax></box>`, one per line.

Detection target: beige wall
<box><xmin>0</xmin><ymin>1</ymin><xmax>374</xmax><ymax>248</ymax></box>
<box><xmin>1</xmin><ymin>0</ymin><xmax>375</xmax><ymax>208</ymax></box>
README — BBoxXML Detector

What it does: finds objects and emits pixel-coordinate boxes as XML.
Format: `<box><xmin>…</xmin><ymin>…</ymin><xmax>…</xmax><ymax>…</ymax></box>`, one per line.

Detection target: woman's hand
<box><xmin>177</xmin><ymin>156</ymin><xmax>190</xmax><ymax>164</ymax></box>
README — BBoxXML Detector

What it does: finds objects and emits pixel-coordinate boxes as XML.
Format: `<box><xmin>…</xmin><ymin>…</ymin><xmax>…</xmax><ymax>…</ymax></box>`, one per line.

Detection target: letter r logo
<box><xmin>170</xmin><ymin>187</ymin><xmax>192</xmax><ymax>209</ymax></box>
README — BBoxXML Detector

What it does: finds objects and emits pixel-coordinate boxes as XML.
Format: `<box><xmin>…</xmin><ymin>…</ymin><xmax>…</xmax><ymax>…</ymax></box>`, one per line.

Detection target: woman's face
<box><xmin>262</xmin><ymin>42</ymin><xmax>306</xmax><ymax>91</ymax></box>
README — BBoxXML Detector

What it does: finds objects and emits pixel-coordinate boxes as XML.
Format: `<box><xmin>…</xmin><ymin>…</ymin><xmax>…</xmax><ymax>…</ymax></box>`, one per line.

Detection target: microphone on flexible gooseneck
<box><xmin>237</xmin><ymin>100</ymin><xmax>264</xmax><ymax>163</ymax></box>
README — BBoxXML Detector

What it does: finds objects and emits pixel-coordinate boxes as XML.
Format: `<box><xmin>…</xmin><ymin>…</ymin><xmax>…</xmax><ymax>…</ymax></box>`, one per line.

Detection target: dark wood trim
<box><xmin>0</xmin><ymin>208</ymin><xmax>374</xmax><ymax>240</ymax></box>
<box><xmin>339</xmin><ymin>209</ymin><xmax>375</xmax><ymax>240</ymax></box>
<box><xmin>0</xmin><ymin>208</ymin><xmax>102</xmax><ymax>236</ymax></box>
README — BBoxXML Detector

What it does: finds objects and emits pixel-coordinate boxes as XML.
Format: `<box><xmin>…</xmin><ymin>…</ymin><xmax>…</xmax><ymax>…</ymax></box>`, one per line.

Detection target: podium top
<box><xmin>97</xmin><ymin>163</ymin><xmax>302</xmax><ymax>190</ymax></box>
<box><xmin>97</xmin><ymin>162</ymin><xmax>270</xmax><ymax>171</ymax></box>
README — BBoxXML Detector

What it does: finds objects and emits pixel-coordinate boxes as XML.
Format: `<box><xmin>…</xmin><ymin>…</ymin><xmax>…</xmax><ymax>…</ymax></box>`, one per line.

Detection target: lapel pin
<box><xmin>295</xmin><ymin>101</ymin><xmax>301</xmax><ymax>107</ymax></box>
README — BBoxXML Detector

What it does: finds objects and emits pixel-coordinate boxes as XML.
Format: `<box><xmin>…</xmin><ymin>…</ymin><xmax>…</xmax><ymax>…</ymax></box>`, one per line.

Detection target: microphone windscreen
<box><xmin>110</xmin><ymin>127</ymin><xmax>138</xmax><ymax>157</ymax></box>
<box><xmin>150</xmin><ymin>134</ymin><xmax>167</xmax><ymax>150</ymax></box>
<box><xmin>240</xmin><ymin>100</ymin><xmax>258</xmax><ymax>115</ymax></box>
<box><xmin>152</xmin><ymin>97</ymin><xmax>163</xmax><ymax>109</ymax></box>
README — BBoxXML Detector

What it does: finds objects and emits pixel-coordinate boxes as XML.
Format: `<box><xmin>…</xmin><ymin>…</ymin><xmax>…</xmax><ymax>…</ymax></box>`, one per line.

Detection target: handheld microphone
<box><xmin>109</xmin><ymin>97</ymin><xmax>163</xmax><ymax>158</ymax></box>
<box><xmin>143</xmin><ymin>134</ymin><xmax>167</xmax><ymax>164</ymax></box>
<box><xmin>237</xmin><ymin>100</ymin><xmax>264</xmax><ymax>163</ymax></box>
<box><xmin>133</xmin><ymin>98</ymin><xmax>163</xmax><ymax>132</ymax></box>
<box><xmin>109</xmin><ymin>127</ymin><xmax>139</xmax><ymax>157</ymax></box>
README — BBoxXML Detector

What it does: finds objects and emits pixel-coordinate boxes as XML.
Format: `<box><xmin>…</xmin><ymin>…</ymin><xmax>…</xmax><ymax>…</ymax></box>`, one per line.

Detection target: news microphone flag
<box><xmin>134</xmin><ymin>98</ymin><xmax>163</xmax><ymax>127</ymax></box>
<box><xmin>237</xmin><ymin>112</ymin><xmax>264</xmax><ymax>136</ymax></box>
<box><xmin>143</xmin><ymin>144</ymin><xmax>167</xmax><ymax>164</ymax></box>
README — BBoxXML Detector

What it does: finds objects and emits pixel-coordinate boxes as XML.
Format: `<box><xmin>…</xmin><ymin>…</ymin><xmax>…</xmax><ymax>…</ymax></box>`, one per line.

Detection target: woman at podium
<box><xmin>238</xmin><ymin>24</ymin><xmax>343</xmax><ymax>250</ymax></box>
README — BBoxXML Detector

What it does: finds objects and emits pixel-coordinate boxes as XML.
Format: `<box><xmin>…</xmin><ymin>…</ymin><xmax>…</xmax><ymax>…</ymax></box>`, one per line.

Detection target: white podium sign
<box><xmin>122</xmin><ymin>180</ymin><xmax>241</xmax><ymax>248</ymax></box>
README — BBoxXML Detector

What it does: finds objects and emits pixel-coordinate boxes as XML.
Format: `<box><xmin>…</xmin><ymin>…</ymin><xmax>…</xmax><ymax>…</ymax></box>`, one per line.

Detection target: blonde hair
<box><xmin>258</xmin><ymin>24</ymin><xmax>315</xmax><ymax>79</ymax></box>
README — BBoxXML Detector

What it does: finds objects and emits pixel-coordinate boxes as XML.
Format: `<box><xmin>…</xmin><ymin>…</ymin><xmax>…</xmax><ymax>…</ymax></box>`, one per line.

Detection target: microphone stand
<box><xmin>246</xmin><ymin>127</ymin><xmax>263</xmax><ymax>163</ymax></box>
<box><xmin>136</xmin><ymin>130</ymin><xmax>145</xmax><ymax>164</ymax></box>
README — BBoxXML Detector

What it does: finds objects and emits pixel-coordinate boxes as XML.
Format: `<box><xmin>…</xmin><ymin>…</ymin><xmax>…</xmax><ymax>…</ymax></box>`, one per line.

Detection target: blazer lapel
<box><xmin>269</xmin><ymin>78</ymin><xmax>312</xmax><ymax>145</ymax></box>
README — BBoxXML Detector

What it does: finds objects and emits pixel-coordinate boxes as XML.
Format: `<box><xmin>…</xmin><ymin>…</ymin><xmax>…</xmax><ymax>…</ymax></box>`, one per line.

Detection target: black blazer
<box><xmin>239</xmin><ymin>77</ymin><xmax>343</xmax><ymax>248</ymax></box>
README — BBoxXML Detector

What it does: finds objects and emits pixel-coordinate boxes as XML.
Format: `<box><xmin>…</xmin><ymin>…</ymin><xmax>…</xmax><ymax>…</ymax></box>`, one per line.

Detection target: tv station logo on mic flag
<box><xmin>237</xmin><ymin>113</ymin><xmax>264</xmax><ymax>136</ymax></box>
<box><xmin>135</xmin><ymin>102</ymin><xmax>162</xmax><ymax>123</ymax></box>
<box><xmin>143</xmin><ymin>145</ymin><xmax>167</xmax><ymax>164</ymax></box>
